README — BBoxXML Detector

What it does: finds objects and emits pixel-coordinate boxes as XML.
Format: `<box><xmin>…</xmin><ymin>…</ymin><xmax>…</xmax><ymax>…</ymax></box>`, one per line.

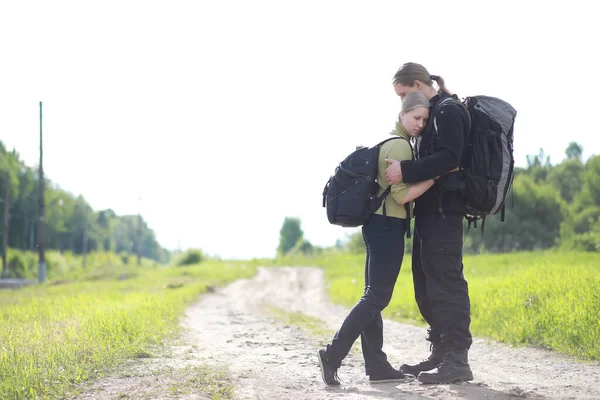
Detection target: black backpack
<box><xmin>322</xmin><ymin>137</ymin><xmax>412</xmax><ymax>232</ymax></box>
<box><xmin>434</xmin><ymin>95</ymin><xmax>517</xmax><ymax>228</ymax></box>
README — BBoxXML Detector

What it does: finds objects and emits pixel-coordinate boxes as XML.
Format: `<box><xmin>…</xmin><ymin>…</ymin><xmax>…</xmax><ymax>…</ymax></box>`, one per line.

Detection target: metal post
<box><xmin>38</xmin><ymin>101</ymin><xmax>46</xmax><ymax>283</ymax></box>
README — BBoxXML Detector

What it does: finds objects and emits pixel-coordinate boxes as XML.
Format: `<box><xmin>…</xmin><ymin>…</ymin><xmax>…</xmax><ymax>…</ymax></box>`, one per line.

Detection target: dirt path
<box><xmin>78</xmin><ymin>266</ymin><xmax>600</xmax><ymax>399</ymax></box>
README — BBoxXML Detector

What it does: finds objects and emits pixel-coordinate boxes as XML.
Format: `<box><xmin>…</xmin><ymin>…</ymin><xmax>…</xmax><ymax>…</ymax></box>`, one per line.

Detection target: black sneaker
<box><xmin>369</xmin><ymin>367</ymin><xmax>406</xmax><ymax>383</ymax></box>
<box><xmin>317</xmin><ymin>349</ymin><xmax>340</xmax><ymax>386</ymax></box>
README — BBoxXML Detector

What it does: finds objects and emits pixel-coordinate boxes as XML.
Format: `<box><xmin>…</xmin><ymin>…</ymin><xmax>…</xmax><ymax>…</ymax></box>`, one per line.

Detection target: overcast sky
<box><xmin>1</xmin><ymin>0</ymin><xmax>598</xmax><ymax>259</ymax></box>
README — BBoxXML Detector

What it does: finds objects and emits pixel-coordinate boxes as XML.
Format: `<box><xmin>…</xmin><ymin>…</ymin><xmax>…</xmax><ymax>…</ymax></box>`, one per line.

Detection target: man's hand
<box><xmin>385</xmin><ymin>159</ymin><xmax>403</xmax><ymax>185</ymax></box>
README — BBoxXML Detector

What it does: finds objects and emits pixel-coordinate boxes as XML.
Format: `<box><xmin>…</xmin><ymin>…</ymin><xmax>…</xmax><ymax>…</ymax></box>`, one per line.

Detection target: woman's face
<box><xmin>400</xmin><ymin>107</ymin><xmax>429</xmax><ymax>137</ymax></box>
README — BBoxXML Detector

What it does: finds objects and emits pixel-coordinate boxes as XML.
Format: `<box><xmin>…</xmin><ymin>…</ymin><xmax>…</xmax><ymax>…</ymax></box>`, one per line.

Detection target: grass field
<box><xmin>275</xmin><ymin>250</ymin><xmax>600</xmax><ymax>360</ymax></box>
<box><xmin>3</xmin><ymin>249</ymin><xmax>599</xmax><ymax>398</ymax></box>
<box><xmin>0</xmin><ymin>258</ymin><xmax>258</xmax><ymax>399</ymax></box>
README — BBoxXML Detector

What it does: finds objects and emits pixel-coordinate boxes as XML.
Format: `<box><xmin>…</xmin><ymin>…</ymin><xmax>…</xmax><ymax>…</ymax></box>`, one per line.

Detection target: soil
<box><xmin>76</xmin><ymin>266</ymin><xmax>600</xmax><ymax>399</ymax></box>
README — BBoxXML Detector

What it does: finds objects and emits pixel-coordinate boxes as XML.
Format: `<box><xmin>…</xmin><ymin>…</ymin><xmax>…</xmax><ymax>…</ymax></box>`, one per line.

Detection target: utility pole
<box><xmin>1</xmin><ymin>172</ymin><xmax>9</xmax><ymax>278</ymax></box>
<box><xmin>82</xmin><ymin>206</ymin><xmax>89</xmax><ymax>268</ymax></box>
<box><xmin>38</xmin><ymin>101</ymin><xmax>46</xmax><ymax>283</ymax></box>
<box><xmin>137</xmin><ymin>193</ymin><xmax>142</xmax><ymax>266</ymax></box>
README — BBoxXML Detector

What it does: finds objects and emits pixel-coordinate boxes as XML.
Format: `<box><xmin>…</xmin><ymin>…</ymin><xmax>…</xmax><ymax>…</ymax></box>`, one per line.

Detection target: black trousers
<box><xmin>412</xmin><ymin>213</ymin><xmax>472</xmax><ymax>349</ymax></box>
<box><xmin>326</xmin><ymin>214</ymin><xmax>406</xmax><ymax>374</ymax></box>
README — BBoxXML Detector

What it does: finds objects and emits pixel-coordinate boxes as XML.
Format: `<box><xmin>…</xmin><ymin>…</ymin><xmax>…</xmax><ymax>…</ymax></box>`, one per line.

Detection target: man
<box><xmin>385</xmin><ymin>62</ymin><xmax>473</xmax><ymax>384</ymax></box>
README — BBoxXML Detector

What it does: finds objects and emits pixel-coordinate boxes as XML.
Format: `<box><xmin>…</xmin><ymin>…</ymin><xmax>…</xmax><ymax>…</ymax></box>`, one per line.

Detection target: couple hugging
<box><xmin>318</xmin><ymin>62</ymin><xmax>473</xmax><ymax>386</ymax></box>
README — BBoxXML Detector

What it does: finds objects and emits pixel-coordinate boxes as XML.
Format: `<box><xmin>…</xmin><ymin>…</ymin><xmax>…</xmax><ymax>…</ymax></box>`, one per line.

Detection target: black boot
<box><xmin>400</xmin><ymin>341</ymin><xmax>449</xmax><ymax>377</ymax></box>
<box><xmin>417</xmin><ymin>348</ymin><xmax>473</xmax><ymax>384</ymax></box>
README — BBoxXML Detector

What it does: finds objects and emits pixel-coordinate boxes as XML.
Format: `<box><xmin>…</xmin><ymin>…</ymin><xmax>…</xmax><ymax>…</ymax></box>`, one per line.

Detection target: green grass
<box><xmin>274</xmin><ymin>250</ymin><xmax>600</xmax><ymax>360</ymax></box>
<box><xmin>266</xmin><ymin>305</ymin><xmax>333</xmax><ymax>338</ymax></box>
<box><xmin>166</xmin><ymin>364</ymin><xmax>234</xmax><ymax>399</ymax></box>
<box><xmin>266</xmin><ymin>305</ymin><xmax>364</xmax><ymax>354</ymax></box>
<box><xmin>2</xmin><ymin>248</ymin><xmax>159</xmax><ymax>281</ymax></box>
<box><xmin>4</xmin><ymin>248</ymin><xmax>599</xmax><ymax>397</ymax></box>
<box><xmin>0</xmin><ymin>259</ymin><xmax>257</xmax><ymax>399</ymax></box>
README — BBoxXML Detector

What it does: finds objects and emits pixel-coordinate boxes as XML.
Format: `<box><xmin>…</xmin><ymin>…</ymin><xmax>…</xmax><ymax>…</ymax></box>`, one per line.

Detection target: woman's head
<box><xmin>399</xmin><ymin>92</ymin><xmax>429</xmax><ymax>137</ymax></box>
<box><xmin>392</xmin><ymin>62</ymin><xmax>450</xmax><ymax>100</ymax></box>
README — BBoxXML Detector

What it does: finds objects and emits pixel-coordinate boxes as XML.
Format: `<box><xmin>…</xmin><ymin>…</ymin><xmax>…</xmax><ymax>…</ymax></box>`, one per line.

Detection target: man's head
<box><xmin>392</xmin><ymin>62</ymin><xmax>448</xmax><ymax>100</ymax></box>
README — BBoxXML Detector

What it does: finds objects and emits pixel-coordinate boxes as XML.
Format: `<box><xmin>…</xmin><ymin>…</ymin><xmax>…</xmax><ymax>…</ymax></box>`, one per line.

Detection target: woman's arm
<box><xmin>399</xmin><ymin>167</ymin><xmax>459</xmax><ymax>205</ymax></box>
<box><xmin>399</xmin><ymin>179</ymin><xmax>435</xmax><ymax>205</ymax></box>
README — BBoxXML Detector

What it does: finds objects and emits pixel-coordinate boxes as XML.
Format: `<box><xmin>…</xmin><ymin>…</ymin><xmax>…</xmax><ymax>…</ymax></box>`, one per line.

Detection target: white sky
<box><xmin>1</xmin><ymin>0</ymin><xmax>598</xmax><ymax>259</ymax></box>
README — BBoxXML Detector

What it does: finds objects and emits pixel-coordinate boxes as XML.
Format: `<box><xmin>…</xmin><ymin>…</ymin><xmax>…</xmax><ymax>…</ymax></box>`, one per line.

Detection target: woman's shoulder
<box><xmin>380</xmin><ymin>136</ymin><xmax>413</xmax><ymax>159</ymax></box>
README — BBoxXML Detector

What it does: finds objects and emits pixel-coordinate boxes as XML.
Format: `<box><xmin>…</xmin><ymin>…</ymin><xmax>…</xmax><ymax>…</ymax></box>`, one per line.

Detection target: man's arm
<box><xmin>393</xmin><ymin>105</ymin><xmax>465</xmax><ymax>184</ymax></box>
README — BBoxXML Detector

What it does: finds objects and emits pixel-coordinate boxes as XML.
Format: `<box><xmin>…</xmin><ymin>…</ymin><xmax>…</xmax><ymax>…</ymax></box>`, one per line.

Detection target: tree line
<box><xmin>0</xmin><ymin>140</ymin><xmax>169</xmax><ymax>277</ymax></box>
<box><xmin>278</xmin><ymin>142</ymin><xmax>600</xmax><ymax>255</ymax></box>
<box><xmin>470</xmin><ymin>142</ymin><xmax>599</xmax><ymax>253</ymax></box>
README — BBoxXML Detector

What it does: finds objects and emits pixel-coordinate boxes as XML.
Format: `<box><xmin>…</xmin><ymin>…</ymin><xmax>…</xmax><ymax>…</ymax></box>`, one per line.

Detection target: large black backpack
<box><xmin>435</xmin><ymin>95</ymin><xmax>517</xmax><ymax>228</ymax></box>
<box><xmin>322</xmin><ymin>137</ymin><xmax>412</xmax><ymax>230</ymax></box>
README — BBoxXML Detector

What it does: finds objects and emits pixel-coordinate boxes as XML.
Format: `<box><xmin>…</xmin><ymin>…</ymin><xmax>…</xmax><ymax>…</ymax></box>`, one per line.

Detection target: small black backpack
<box><xmin>434</xmin><ymin>95</ymin><xmax>517</xmax><ymax>228</ymax></box>
<box><xmin>322</xmin><ymin>137</ymin><xmax>412</xmax><ymax>231</ymax></box>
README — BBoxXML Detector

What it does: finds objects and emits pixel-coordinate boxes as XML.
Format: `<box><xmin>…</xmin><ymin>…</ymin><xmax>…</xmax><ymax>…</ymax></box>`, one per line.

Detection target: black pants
<box><xmin>412</xmin><ymin>213</ymin><xmax>472</xmax><ymax>349</ymax></box>
<box><xmin>326</xmin><ymin>214</ymin><xmax>406</xmax><ymax>374</ymax></box>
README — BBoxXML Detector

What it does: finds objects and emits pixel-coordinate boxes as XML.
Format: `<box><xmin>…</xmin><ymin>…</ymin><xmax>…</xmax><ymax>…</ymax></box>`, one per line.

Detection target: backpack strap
<box><xmin>377</xmin><ymin>136</ymin><xmax>404</xmax><ymax>147</ymax></box>
<box><xmin>404</xmin><ymin>203</ymin><xmax>412</xmax><ymax>238</ymax></box>
<box><xmin>378</xmin><ymin>136</ymin><xmax>401</xmax><ymax>229</ymax></box>
<box><xmin>432</xmin><ymin>96</ymin><xmax>456</xmax><ymax>135</ymax></box>
<box><xmin>478</xmin><ymin>216</ymin><xmax>486</xmax><ymax>254</ymax></box>
<box><xmin>392</xmin><ymin>136</ymin><xmax>415</xmax><ymax>238</ymax></box>
<box><xmin>432</xmin><ymin>95</ymin><xmax>471</xmax><ymax>139</ymax></box>
<box><xmin>322</xmin><ymin>179</ymin><xmax>330</xmax><ymax>208</ymax></box>
<box><xmin>377</xmin><ymin>135</ymin><xmax>416</xmax><ymax>239</ymax></box>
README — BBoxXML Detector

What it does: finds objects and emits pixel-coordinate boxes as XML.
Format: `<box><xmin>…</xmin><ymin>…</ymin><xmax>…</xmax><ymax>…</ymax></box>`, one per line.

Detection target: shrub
<box><xmin>177</xmin><ymin>249</ymin><xmax>204</xmax><ymax>266</ymax></box>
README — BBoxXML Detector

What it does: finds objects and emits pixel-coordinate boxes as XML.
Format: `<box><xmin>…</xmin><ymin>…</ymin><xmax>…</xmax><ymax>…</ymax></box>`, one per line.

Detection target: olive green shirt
<box><xmin>374</xmin><ymin>122</ymin><xmax>414</xmax><ymax>219</ymax></box>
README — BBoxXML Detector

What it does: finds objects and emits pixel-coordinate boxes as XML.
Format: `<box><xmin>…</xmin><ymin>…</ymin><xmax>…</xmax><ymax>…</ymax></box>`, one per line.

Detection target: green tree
<box><xmin>292</xmin><ymin>238</ymin><xmax>315</xmax><ymax>255</ymax></box>
<box><xmin>466</xmin><ymin>175</ymin><xmax>564</xmax><ymax>252</ymax></box>
<box><xmin>277</xmin><ymin>217</ymin><xmax>303</xmax><ymax>255</ymax></box>
<box><xmin>559</xmin><ymin>155</ymin><xmax>600</xmax><ymax>251</ymax></box>
<box><xmin>0</xmin><ymin>140</ymin><xmax>170</xmax><ymax>263</ymax></box>
<box><xmin>0</xmin><ymin>147</ymin><xmax>21</xmax><ymax>277</ymax></box>
<box><xmin>525</xmin><ymin>148</ymin><xmax>553</xmax><ymax>182</ymax></box>
<box><xmin>583</xmin><ymin>155</ymin><xmax>600</xmax><ymax>204</ymax></box>
<box><xmin>565</xmin><ymin>141</ymin><xmax>583</xmax><ymax>160</ymax></box>
<box><xmin>547</xmin><ymin>158</ymin><xmax>584</xmax><ymax>203</ymax></box>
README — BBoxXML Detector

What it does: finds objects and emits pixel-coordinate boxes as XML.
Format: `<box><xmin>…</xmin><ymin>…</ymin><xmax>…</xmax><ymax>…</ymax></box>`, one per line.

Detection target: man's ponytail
<box><xmin>430</xmin><ymin>75</ymin><xmax>452</xmax><ymax>96</ymax></box>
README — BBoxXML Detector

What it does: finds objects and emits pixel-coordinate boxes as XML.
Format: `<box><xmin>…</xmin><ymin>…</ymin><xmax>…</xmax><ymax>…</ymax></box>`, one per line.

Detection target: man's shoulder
<box><xmin>436</xmin><ymin>96</ymin><xmax>465</xmax><ymax>114</ymax></box>
<box><xmin>435</xmin><ymin>97</ymin><xmax>469</xmax><ymax>124</ymax></box>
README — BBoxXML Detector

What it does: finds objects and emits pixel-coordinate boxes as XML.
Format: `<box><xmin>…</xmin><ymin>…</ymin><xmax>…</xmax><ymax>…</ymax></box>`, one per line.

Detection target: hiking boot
<box><xmin>400</xmin><ymin>341</ymin><xmax>449</xmax><ymax>377</ymax></box>
<box><xmin>417</xmin><ymin>348</ymin><xmax>474</xmax><ymax>384</ymax></box>
<box><xmin>369</xmin><ymin>367</ymin><xmax>406</xmax><ymax>383</ymax></box>
<box><xmin>317</xmin><ymin>349</ymin><xmax>340</xmax><ymax>386</ymax></box>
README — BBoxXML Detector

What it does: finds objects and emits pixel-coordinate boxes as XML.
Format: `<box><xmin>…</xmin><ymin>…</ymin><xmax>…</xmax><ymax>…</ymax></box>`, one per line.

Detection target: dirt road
<box><xmin>79</xmin><ymin>266</ymin><xmax>600</xmax><ymax>399</ymax></box>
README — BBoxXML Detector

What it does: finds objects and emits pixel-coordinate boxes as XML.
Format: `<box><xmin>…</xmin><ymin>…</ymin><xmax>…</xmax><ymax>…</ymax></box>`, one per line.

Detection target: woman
<box><xmin>385</xmin><ymin>62</ymin><xmax>474</xmax><ymax>384</ymax></box>
<box><xmin>317</xmin><ymin>92</ymin><xmax>436</xmax><ymax>386</ymax></box>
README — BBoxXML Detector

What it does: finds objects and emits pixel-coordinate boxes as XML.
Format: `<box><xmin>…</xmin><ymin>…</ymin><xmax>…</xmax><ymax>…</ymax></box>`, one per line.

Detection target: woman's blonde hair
<box><xmin>401</xmin><ymin>92</ymin><xmax>429</xmax><ymax>113</ymax></box>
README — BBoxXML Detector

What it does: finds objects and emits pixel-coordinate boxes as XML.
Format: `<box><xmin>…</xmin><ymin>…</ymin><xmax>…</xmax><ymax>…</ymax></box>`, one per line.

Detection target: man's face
<box><xmin>393</xmin><ymin>82</ymin><xmax>420</xmax><ymax>100</ymax></box>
